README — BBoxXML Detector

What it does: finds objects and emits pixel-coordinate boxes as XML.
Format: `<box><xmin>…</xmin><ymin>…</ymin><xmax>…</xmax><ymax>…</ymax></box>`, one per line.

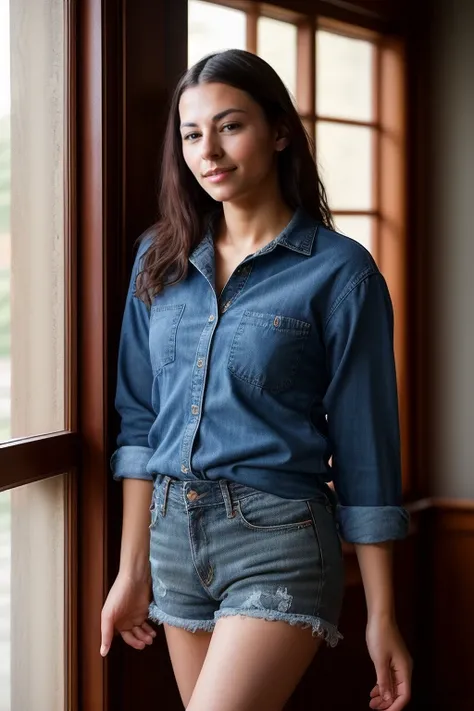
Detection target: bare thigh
<box><xmin>163</xmin><ymin>624</ymin><xmax>212</xmax><ymax>707</ymax></box>
<box><xmin>186</xmin><ymin>616</ymin><xmax>322</xmax><ymax>711</ymax></box>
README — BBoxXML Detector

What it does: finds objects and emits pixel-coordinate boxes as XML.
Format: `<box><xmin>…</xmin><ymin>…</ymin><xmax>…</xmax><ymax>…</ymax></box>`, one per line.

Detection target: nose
<box><xmin>200</xmin><ymin>132</ymin><xmax>223</xmax><ymax>161</ymax></box>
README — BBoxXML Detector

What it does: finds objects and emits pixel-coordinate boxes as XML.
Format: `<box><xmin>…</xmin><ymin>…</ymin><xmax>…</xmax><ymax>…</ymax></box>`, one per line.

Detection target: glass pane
<box><xmin>316</xmin><ymin>30</ymin><xmax>374</xmax><ymax>122</ymax></box>
<box><xmin>334</xmin><ymin>215</ymin><xmax>375</xmax><ymax>253</ymax></box>
<box><xmin>188</xmin><ymin>0</ymin><xmax>246</xmax><ymax>68</ymax></box>
<box><xmin>0</xmin><ymin>475</ymin><xmax>65</xmax><ymax>711</ymax></box>
<box><xmin>316</xmin><ymin>121</ymin><xmax>373</xmax><ymax>211</ymax></box>
<box><xmin>258</xmin><ymin>17</ymin><xmax>297</xmax><ymax>99</ymax></box>
<box><xmin>0</xmin><ymin>0</ymin><xmax>65</xmax><ymax>443</ymax></box>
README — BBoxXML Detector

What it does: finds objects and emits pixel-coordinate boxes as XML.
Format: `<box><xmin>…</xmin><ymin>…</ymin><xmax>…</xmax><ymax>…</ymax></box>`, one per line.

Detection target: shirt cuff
<box><xmin>110</xmin><ymin>445</ymin><xmax>154</xmax><ymax>481</ymax></box>
<box><xmin>336</xmin><ymin>505</ymin><xmax>410</xmax><ymax>544</ymax></box>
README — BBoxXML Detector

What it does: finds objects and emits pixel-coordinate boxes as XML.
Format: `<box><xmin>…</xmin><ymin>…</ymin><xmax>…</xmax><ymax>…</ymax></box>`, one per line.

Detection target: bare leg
<box><xmin>163</xmin><ymin>624</ymin><xmax>213</xmax><ymax>708</ymax></box>
<box><xmin>186</xmin><ymin>616</ymin><xmax>322</xmax><ymax>711</ymax></box>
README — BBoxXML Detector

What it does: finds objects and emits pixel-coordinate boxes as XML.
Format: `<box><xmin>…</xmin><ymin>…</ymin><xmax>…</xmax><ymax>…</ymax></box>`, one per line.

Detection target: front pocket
<box><xmin>228</xmin><ymin>310</ymin><xmax>311</xmax><ymax>393</ymax></box>
<box><xmin>149</xmin><ymin>303</ymin><xmax>185</xmax><ymax>374</ymax></box>
<box><xmin>236</xmin><ymin>492</ymin><xmax>312</xmax><ymax>532</ymax></box>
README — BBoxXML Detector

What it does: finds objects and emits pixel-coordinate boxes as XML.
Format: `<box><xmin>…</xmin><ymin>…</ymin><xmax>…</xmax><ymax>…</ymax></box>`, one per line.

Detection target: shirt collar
<box><xmin>190</xmin><ymin>206</ymin><xmax>318</xmax><ymax>266</ymax></box>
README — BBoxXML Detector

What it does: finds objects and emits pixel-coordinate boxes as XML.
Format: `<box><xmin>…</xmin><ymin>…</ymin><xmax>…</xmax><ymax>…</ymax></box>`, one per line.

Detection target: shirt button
<box><xmin>181</xmin><ymin>464</ymin><xmax>188</xmax><ymax>474</ymax></box>
<box><xmin>197</xmin><ymin>359</ymin><xmax>204</xmax><ymax>368</ymax></box>
<box><xmin>191</xmin><ymin>405</ymin><xmax>199</xmax><ymax>415</ymax></box>
<box><xmin>208</xmin><ymin>314</ymin><xmax>215</xmax><ymax>322</ymax></box>
<box><xmin>222</xmin><ymin>301</ymin><xmax>231</xmax><ymax>312</ymax></box>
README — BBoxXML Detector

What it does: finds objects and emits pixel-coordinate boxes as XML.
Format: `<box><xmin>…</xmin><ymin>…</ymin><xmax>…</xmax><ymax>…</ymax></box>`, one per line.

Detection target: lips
<box><xmin>203</xmin><ymin>167</ymin><xmax>236</xmax><ymax>178</ymax></box>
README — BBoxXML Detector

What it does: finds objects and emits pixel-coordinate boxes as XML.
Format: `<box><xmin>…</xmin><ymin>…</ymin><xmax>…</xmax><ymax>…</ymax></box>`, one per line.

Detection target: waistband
<box><xmin>153</xmin><ymin>475</ymin><xmax>333</xmax><ymax>519</ymax></box>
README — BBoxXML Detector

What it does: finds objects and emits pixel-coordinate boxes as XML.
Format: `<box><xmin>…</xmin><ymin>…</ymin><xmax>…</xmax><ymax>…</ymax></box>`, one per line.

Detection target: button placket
<box><xmin>218</xmin><ymin>262</ymin><xmax>253</xmax><ymax>315</ymax></box>
<box><xmin>180</xmin><ymin>307</ymin><xmax>218</xmax><ymax>475</ymax></box>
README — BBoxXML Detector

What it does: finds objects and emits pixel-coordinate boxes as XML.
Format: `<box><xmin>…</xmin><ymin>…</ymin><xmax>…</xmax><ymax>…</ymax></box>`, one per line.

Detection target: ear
<box><xmin>275</xmin><ymin>124</ymin><xmax>290</xmax><ymax>152</ymax></box>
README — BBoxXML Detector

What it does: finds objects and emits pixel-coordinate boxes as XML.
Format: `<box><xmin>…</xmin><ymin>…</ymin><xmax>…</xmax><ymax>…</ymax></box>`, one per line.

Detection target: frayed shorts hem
<box><xmin>148</xmin><ymin>603</ymin><xmax>343</xmax><ymax>648</ymax></box>
<box><xmin>148</xmin><ymin>603</ymin><xmax>215</xmax><ymax>633</ymax></box>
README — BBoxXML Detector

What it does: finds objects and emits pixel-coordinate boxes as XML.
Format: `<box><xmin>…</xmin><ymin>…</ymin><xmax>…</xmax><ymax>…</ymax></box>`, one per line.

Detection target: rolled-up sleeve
<box><xmin>110</xmin><ymin>239</ymin><xmax>155</xmax><ymax>481</ymax></box>
<box><xmin>323</xmin><ymin>268</ymin><xmax>410</xmax><ymax>544</ymax></box>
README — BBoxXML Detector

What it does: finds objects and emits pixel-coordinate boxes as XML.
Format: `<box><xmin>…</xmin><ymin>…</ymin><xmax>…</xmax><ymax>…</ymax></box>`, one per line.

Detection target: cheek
<box><xmin>235</xmin><ymin>136</ymin><xmax>275</xmax><ymax>173</ymax></box>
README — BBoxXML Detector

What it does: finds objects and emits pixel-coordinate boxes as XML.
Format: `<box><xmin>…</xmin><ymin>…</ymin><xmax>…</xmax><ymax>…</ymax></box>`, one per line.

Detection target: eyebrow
<box><xmin>180</xmin><ymin>108</ymin><xmax>247</xmax><ymax>129</ymax></box>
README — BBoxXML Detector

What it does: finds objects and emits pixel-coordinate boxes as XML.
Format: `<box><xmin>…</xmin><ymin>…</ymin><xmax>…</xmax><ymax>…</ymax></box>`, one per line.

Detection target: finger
<box><xmin>100</xmin><ymin>612</ymin><xmax>114</xmax><ymax>657</ymax></box>
<box><xmin>381</xmin><ymin>691</ymin><xmax>411</xmax><ymax>711</ymax></box>
<box><xmin>375</xmin><ymin>665</ymin><xmax>394</xmax><ymax>704</ymax></box>
<box><xmin>121</xmin><ymin>630</ymin><xmax>146</xmax><ymax>651</ymax></box>
<box><xmin>142</xmin><ymin>622</ymin><xmax>157</xmax><ymax>637</ymax></box>
<box><xmin>370</xmin><ymin>685</ymin><xmax>379</xmax><ymax>698</ymax></box>
<box><xmin>369</xmin><ymin>695</ymin><xmax>392</xmax><ymax>710</ymax></box>
<box><xmin>132</xmin><ymin>625</ymin><xmax>154</xmax><ymax>645</ymax></box>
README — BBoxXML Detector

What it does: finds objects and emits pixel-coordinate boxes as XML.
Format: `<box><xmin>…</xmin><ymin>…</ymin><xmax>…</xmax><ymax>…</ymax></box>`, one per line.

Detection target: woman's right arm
<box><xmin>119</xmin><ymin>478</ymin><xmax>154</xmax><ymax>582</ymax></box>
<box><xmin>101</xmin><ymin>236</ymin><xmax>158</xmax><ymax>656</ymax></box>
<box><xmin>100</xmin><ymin>479</ymin><xmax>156</xmax><ymax>656</ymax></box>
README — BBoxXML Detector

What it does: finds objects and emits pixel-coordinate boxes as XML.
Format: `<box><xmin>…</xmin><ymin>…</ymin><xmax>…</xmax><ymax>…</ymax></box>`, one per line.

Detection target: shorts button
<box><xmin>186</xmin><ymin>490</ymin><xmax>199</xmax><ymax>501</ymax></box>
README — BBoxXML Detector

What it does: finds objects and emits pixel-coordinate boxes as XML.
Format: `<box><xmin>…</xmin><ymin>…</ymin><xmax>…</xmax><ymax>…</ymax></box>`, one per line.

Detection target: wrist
<box><xmin>118</xmin><ymin>556</ymin><xmax>151</xmax><ymax>584</ymax></box>
<box><xmin>367</xmin><ymin>609</ymin><xmax>396</xmax><ymax>626</ymax></box>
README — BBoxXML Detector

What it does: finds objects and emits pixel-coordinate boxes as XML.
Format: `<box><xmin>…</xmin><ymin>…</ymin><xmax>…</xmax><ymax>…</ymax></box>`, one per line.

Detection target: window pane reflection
<box><xmin>258</xmin><ymin>17</ymin><xmax>297</xmax><ymax>99</ymax></box>
<box><xmin>0</xmin><ymin>474</ymin><xmax>66</xmax><ymax>711</ymax></box>
<box><xmin>188</xmin><ymin>0</ymin><xmax>246</xmax><ymax>68</ymax></box>
<box><xmin>316</xmin><ymin>121</ymin><xmax>373</xmax><ymax>211</ymax></box>
<box><xmin>316</xmin><ymin>30</ymin><xmax>374</xmax><ymax>122</ymax></box>
<box><xmin>0</xmin><ymin>0</ymin><xmax>66</xmax><ymax>443</ymax></box>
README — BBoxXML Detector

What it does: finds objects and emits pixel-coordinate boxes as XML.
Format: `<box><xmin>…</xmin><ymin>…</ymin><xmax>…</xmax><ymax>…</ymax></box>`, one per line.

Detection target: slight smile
<box><xmin>203</xmin><ymin>167</ymin><xmax>237</xmax><ymax>183</ymax></box>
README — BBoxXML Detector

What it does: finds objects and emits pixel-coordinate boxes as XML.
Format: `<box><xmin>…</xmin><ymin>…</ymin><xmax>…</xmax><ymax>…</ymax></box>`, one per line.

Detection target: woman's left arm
<box><xmin>355</xmin><ymin>542</ymin><xmax>413</xmax><ymax>710</ymax></box>
<box><xmin>323</xmin><ymin>261</ymin><xmax>412</xmax><ymax>708</ymax></box>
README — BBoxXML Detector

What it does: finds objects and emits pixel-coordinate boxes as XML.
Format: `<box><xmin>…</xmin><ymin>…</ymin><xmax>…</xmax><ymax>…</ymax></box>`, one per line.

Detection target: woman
<box><xmin>100</xmin><ymin>49</ymin><xmax>412</xmax><ymax>711</ymax></box>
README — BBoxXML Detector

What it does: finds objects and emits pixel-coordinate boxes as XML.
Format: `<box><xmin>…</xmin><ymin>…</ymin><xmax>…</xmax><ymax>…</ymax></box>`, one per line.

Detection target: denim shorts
<box><xmin>148</xmin><ymin>476</ymin><xmax>345</xmax><ymax>647</ymax></box>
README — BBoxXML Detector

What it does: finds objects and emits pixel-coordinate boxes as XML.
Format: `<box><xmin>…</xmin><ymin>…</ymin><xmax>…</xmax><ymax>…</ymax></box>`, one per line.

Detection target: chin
<box><xmin>205</xmin><ymin>186</ymin><xmax>244</xmax><ymax>203</ymax></box>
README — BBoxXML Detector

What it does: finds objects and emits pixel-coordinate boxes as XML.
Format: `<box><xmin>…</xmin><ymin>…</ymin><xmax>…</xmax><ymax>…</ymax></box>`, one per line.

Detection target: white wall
<box><xmin>430</xmin><ymin>0</ymin><xmax>474</xmax><ymax>497</ymax></box>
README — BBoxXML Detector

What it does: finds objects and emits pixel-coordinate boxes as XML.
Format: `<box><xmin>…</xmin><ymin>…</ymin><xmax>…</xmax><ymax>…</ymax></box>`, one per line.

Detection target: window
<box><xmin>0</xmin><ymin>0</ymin><xmax>80</xmax><ymax>709</ymax></box>
<box><xmin>316</xmin><ymin>30</ymin><xmax>376</xmax><ymax>253</ymax></box>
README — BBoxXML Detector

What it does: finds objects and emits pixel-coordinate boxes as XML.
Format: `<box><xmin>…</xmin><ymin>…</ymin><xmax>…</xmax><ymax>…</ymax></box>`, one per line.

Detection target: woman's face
<box><xmin>178</xmin><ymin>82</ymin><xmax>287</xmax><ymax>206</ymax></box>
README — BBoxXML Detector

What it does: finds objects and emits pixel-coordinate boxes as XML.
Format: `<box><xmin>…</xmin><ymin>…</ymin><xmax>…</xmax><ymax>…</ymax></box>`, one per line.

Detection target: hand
<box><xmin>366</xmin><ymin>616</ymin><xmax>413</xmax><ymax>710</ymax></box>
<box><xmin>100</xmin><ymin>572</ymin><xmax>157</xmax><ymax>656</ymax></box>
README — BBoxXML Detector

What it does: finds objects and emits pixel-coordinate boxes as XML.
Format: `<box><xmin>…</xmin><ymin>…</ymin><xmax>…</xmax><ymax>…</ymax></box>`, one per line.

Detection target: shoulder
<box><xmin>307</xmin><ymin>221</ymin><xmax>381</xmax><ymax>314</ymax></box>
<box><xmin>312</xmin><ymin>222</ymin><xmax>378</xmax><ymax>281</ymax></box>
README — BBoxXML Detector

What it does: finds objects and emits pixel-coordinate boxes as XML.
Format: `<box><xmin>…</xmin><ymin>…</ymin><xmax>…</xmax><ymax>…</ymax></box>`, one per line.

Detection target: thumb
<box><xmin>376</xmin><ymin>661</ymin><xmax>393</xmax><ymax>702</ymax></box>
<box><xmin>100</xmin><ymin>612</ymin><xmax>114</xmax><ymax>657</ymax></box>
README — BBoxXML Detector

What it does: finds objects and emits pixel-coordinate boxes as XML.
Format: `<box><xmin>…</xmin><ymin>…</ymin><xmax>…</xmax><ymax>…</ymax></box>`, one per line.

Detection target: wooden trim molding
<box><xmin>246</xmin><ymin>6</ymin><xmax>258</xmax><ymax>54</ymax></box>
<box><xmin>199</xmin><ymin>0</ymin><xmax>403</xmax><ymax>33</ymax></box>
<box><xmin>0</xmin><ymin>431</ymin><xmax>81</xmax><ymax>492</ymax></box>
<box><xmin>77</xmin><ymin>0</ymin><xmax>113</xmax><ymax>707</ymax></box>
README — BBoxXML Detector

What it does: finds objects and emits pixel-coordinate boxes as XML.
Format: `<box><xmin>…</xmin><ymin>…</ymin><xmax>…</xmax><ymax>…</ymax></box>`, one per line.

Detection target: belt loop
<box><xmin>161</xmin><ymin>476</ymin><xmax>171</xmax><ymax>517</ymax></box>
<box><xmin>219</xmin><ymin>479</ymin><xmax>235</xmax><ymax>518</ymax></box>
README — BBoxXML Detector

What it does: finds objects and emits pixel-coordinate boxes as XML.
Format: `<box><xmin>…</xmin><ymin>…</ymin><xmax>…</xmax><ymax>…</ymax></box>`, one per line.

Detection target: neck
<box><xmin>217</xmin><ymin>189</ymin><xmax>294</xmax><ymax>254</ymax></box>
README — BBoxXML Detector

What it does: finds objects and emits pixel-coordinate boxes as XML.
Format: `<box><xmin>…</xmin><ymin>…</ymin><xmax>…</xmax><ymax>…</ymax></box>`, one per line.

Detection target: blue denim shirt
<box><xmin>111</xmin><ymin>208</ymin><xmax>409</xmax><ymax>544</ymax></box>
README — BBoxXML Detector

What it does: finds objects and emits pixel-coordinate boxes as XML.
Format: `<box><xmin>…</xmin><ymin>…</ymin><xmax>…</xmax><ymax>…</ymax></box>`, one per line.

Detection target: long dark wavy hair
<box><xmin>135</xmin><ymin>49</ymin><xmax>334</xmax><ymax>304</ymax></box>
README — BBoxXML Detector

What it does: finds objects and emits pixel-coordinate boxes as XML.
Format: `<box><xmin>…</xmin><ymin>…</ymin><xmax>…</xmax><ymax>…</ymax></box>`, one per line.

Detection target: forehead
<box><xmin>179</xmin><ymin>82</ymin><xmax>256</xmax><ymax>122</ymax></box>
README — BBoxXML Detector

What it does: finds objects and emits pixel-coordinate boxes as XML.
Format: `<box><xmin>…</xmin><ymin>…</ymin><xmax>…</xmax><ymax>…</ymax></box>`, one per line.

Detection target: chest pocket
<box><xmin>228</xmin><ymin>310</ymin><xmax>311</xmax><ymax>393</ymax></box>
<box><xmin>149</xmin><ymin>303</ymin><xmax>185</xmax><ymax>375</ymax></box>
